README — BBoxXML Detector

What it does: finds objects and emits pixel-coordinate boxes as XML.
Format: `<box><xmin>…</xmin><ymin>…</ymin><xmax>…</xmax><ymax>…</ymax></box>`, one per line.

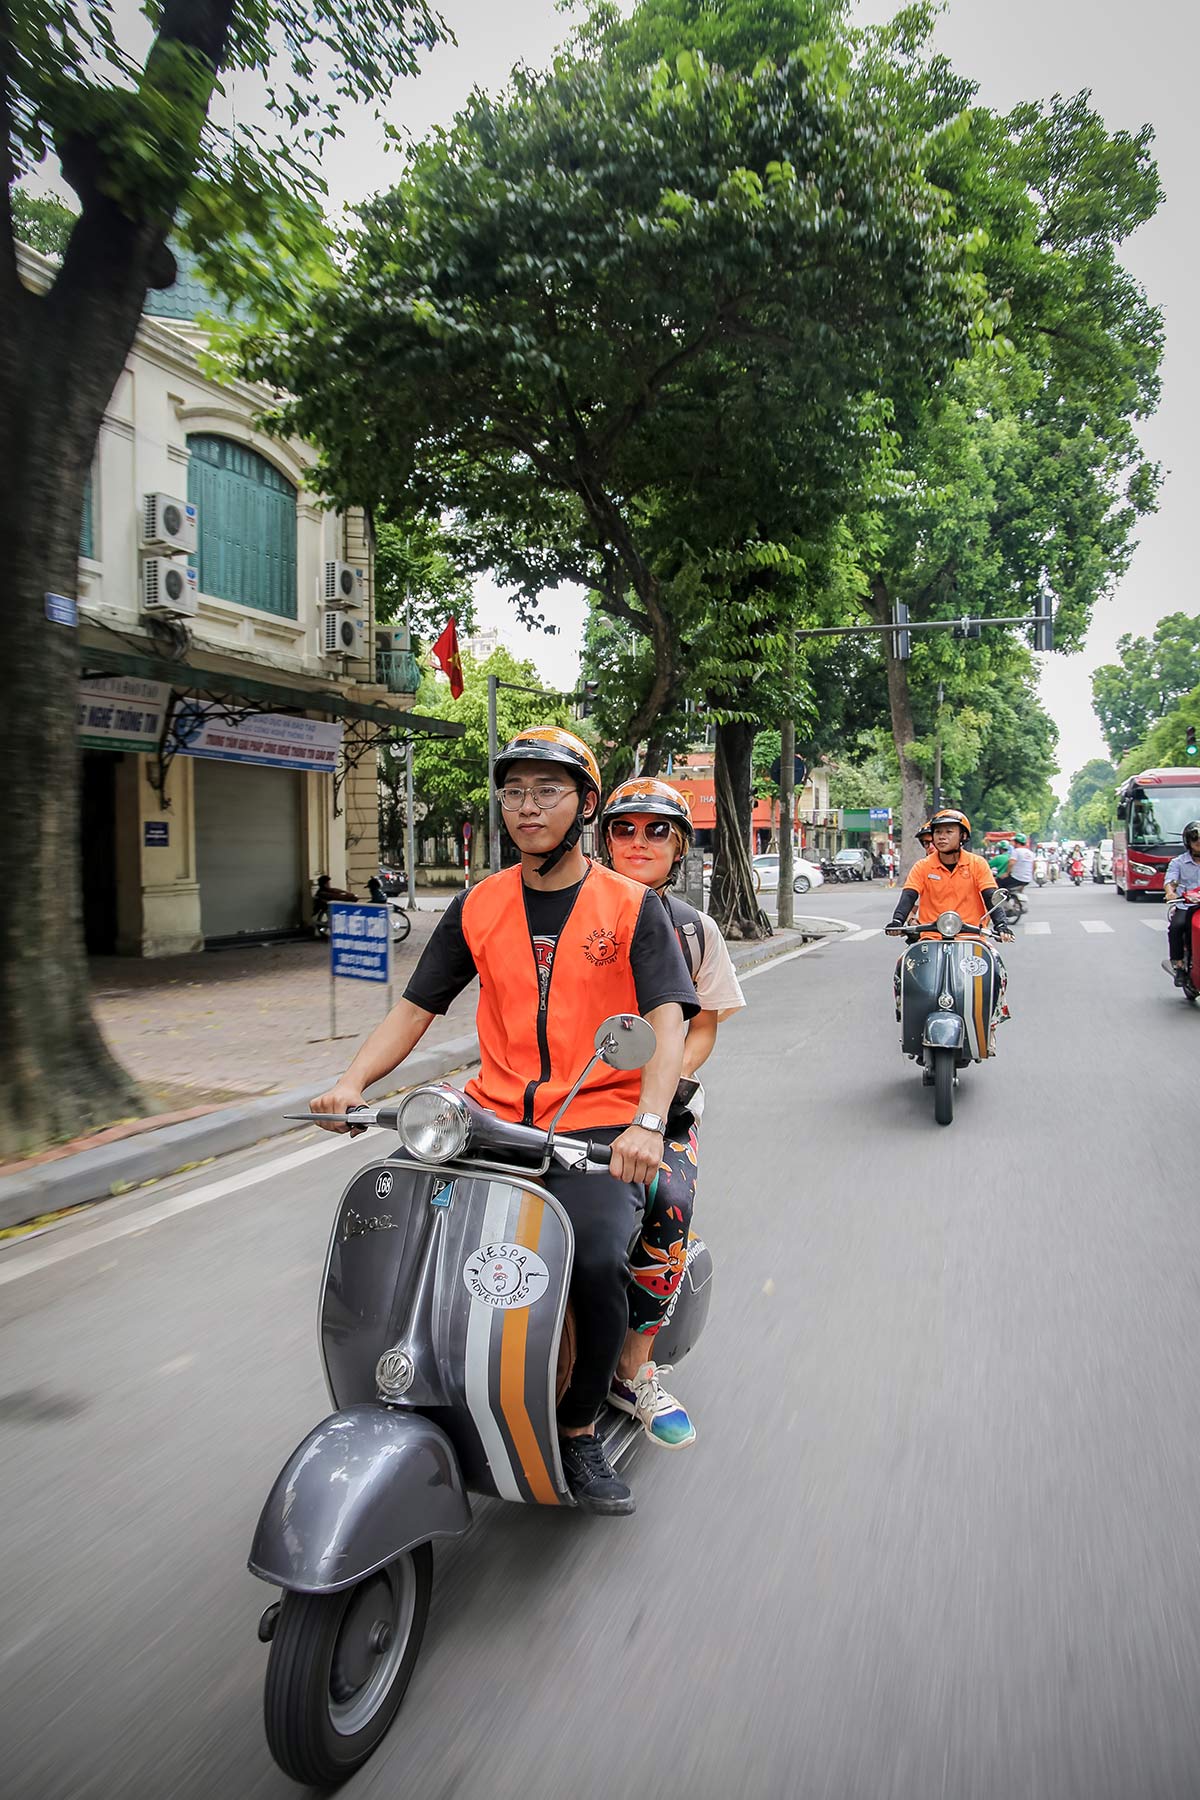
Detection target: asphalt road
<box><xmin>3</xmin><ymin>876</ymin><xmax>1200</xmax><ymax>1800</ymax></box>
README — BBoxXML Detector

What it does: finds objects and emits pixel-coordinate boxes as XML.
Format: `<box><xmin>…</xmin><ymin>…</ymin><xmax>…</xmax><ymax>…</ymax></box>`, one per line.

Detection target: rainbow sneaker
<box><xmin>609</xmin><ymin>1362</ymin><xmax>696</xmax><ymax>1449</ymax></box>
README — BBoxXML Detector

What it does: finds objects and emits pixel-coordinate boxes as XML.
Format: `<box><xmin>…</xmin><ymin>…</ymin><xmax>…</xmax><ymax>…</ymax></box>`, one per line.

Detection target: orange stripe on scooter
<box><xmin>499</xmin><ymin>1191</ymin><xmax>559</xmax><ymax>1505</ymax></box>
<box><xmin>973</xmin><ymin>970</ymin><xmax>987</xmax><ymax>1059</ymax></box>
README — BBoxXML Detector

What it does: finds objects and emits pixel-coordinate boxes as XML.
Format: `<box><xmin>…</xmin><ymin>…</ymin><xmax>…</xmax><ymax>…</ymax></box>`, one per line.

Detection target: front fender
<box><xmin>922</xmin><ymin>1013</ymin><xmax>966</xmax><ymax>1050</ymax></box>
<box><xmin>249</xmin><ymin>1406</ymin><xmax>470</xmax><ymax>1594</ymax></box>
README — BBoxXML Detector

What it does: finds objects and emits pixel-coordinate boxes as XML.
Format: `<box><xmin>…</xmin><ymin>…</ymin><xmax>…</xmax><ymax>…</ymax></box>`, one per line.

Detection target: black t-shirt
<box><xmin>404</xmin><ymin>872</ymin><xmax>699</xmax><ymax>1021</ymax></box>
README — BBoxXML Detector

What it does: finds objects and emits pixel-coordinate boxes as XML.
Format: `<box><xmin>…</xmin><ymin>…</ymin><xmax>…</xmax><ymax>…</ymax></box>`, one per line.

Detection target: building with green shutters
<box><xmin>18</xmin><ymin>241</ymin><xmax>459</xmax><ymax>956</ymax></box>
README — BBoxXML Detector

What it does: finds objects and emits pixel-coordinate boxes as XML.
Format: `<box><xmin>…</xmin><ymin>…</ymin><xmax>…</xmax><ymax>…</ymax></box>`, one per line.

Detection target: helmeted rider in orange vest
<box><xmin>311</xmin><ymin>727</ymin><xmax>698</xmax><ymax>1515</ymax></box>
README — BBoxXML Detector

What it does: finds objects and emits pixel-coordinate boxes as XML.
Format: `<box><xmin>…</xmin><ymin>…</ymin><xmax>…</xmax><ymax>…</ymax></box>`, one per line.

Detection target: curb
<box><xmin>0</xmin><ymin>923</ymin><xmax>831</xmax><ymax>1232</ymax></box>
<box><xmin>0</xmin><ymin>1034</ymin><xmax>479</xmax><ymax>1231</ymax></box>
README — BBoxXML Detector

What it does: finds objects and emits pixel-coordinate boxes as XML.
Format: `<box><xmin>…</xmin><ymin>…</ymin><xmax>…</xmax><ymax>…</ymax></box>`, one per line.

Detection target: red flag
<box><xmin>430</xmin><ymin>615</ymin><xmax>463</xmax><ymax>699</ymax></box>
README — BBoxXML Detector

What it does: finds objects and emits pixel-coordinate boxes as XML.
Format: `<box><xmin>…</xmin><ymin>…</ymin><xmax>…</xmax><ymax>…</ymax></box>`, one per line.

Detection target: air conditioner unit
<box><xmin>142</xmin><ymin>555</ymin><xmax>198</xmax><ymax>616</ymax></box>
<box><xmin>323</xmin><ymin>608</ymin><xmax>362</xmax><ymax>656</ymax></box>
<box><xmin>143</xmin><ymin>492</ymin><xmax>198</xmax><ymax>554</ymax></box>
<box><xmin>376</xmin><ymin>626</ymin><xmax>412</xmax><ymax>654</ymax></box>
<box><xmin>324</xmin><ymin>560</ymin><xmax>365</xmax><ymax>607</ymax></box>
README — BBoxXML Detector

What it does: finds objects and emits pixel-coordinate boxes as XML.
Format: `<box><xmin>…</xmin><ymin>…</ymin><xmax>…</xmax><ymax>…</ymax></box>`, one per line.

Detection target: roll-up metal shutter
<box><xmin>194</xmin><ymin>760</ymin><xmax>303</xmax><ymax>938</ymax></box>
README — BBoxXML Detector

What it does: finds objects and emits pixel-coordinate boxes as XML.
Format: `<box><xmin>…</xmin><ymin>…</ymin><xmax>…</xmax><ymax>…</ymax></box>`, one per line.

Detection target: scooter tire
<box><xmin>391</xmin><ymin>908</ymin><xmax>412</xmax><ymax>943</ymax></box>
<box><xmin>932</xmin><ymin>1048</ymin><xmax>955</xmax><ymax>1126</ymax></box>
<box><xmin>263</xmin><ymin>1543</ymin><xmax>432</xmax><ymax>1789</ymax></box>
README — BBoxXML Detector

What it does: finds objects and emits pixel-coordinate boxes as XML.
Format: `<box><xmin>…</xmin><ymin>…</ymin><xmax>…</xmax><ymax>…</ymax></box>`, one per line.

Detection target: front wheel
<box><xmin>391</xmin><ymin>907</ymin><xmax>412</xmax><ymax>943</ymax></box>
<box><xmin>263</xmin><ymin>1544</ymin><xmax>433</xmax><ymax>1789</ymax></box>
<box><xmin>794</xmin><ymin>874</ymin><xmax>811</xmax><ymax>895</ymax></box>
<box><xmin>932</xmin><ymin>1048</ymin><xmax>955</xmax><ymax>1126</ymax></box>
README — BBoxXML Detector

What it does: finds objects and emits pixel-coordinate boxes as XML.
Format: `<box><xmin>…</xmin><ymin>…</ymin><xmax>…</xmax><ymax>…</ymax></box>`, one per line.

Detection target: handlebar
<box><xmin>284</xmin><ymin>1104</ymin><xmax>615</xmax><ymax>1170</ymax></box>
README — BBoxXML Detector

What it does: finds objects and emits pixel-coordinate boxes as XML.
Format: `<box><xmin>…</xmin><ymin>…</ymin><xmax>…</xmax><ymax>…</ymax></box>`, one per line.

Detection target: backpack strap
<box><xmin>664</xmin><ymin>894</ymin><xmax>704</xmax><ymax>982</ymax></box>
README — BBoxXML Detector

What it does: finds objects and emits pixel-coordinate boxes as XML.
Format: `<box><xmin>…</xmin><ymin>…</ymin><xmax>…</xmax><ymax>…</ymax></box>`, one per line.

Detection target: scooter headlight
<box><xmin>936</xmin><ymin>910</ymin><xmax>963</xmax><ymax>938</ymax></box>
<box><xmin>397</xmin><ymin>1086</ymin><xmax>470</xmax><ymax>1162</ymax></box>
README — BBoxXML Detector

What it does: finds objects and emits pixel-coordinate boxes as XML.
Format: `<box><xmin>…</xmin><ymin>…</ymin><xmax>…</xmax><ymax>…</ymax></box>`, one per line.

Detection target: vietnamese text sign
<box><xmin>78</xmin><ymin>676</ymin><xmax>170</xmax><ymax>753</ymax></box>
<box><xmin>144</xmin><ymin>821</ymin><xmax>170</xmax><ymax>847</ymax></box>
<box><xmin>329</xmin><ymin>903</ymin><xmax>390</xmax><ymax>983</ymax></box>
<box><xmin>46</xmin><ymin>592</ymin><xmax>78</xmax><ymax>626</ymax></box>
<box><xmin>173</xmin><ymin>702</ymin><xmax>343</xmax><ymax>773</ymax></box>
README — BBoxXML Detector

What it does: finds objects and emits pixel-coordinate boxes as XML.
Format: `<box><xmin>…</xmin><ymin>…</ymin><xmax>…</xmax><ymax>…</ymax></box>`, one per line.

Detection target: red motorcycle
<box><xmin>1164</xmin><ymin>888</ymin><xmax>1200</xmax><ymax>1002</ymax></box>
<box><xmin>1069</xmin><ymin>855</ymin><xmax>1086</xmax><ymax>886</ymax></box>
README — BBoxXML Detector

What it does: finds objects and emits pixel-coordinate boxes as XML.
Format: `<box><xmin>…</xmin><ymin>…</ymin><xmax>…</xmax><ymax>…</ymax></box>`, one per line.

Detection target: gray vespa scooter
<box><xmin>249</xmin><ymin>1015</ymin><xmax>713</xmax><ymax>1789</ymax></box>
<box><xmin>888</xmin><ymin>908</ymin><xmax>1007</xmax><ymax>1125</ymax></box>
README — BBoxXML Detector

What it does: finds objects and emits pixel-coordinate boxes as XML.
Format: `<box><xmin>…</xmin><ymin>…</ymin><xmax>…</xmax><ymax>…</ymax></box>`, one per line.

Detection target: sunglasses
<box><xmin>608</xmin><ymin>818</ymin><xmax>675</xmax><ymax>843</ymax></box>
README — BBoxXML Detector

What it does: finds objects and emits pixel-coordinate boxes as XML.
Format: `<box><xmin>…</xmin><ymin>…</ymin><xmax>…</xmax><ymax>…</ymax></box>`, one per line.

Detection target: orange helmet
<box><xmin>601</xmin><ymin>777</ymin><xmax>694</xmax><ymax>847</ymax></box>
<box><xmin>494</xmin><ymin>726</ymin><xmax>601</xmax><ymax>802</ymax></box>
<box><xmin>928</xmin><ymin>807</ymin><xmax>971</xmax><ymax>842</ymax></box>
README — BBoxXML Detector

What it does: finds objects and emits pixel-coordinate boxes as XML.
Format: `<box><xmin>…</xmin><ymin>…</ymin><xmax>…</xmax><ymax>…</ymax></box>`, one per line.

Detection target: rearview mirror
<box><xmin>594</xmin><ymin>1014</ymin><xmax>657</xmax><ymax>1071</ymax></box>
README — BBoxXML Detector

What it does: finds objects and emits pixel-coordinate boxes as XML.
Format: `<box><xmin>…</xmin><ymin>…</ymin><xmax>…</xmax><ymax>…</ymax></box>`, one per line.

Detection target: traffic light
<box><xmin>1187</xmin><ymin>724</ymin><xmax>1198</xmax><ymax>759</ymax></box>
<box><xmin>1033</xmin><ymin>600</ymin><xmax>1054</xmax><ymax>653</ymax></box>
<box><xmin>952</xmin><ymin>616</ymin><xmax>982</xmax><ymax>641</ymax></box>
<box><xmin>579</xmin><ymin>679</ymin><xmax>600</xmax><ymax>718</ymax></box>
<box><xmin>893</xmin><ymin>601</ymin><xmax>911</xmax><ymax>661</ymax></box>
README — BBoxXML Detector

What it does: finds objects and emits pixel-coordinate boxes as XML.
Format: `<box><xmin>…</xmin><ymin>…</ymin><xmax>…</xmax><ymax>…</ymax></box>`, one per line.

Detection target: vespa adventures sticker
<box><xmin>463</xmin><ymin>1241</ymin><xmax>550</xmax><ymax>1310</ymax></box>
<box><xmin>960</xmin><ymin>955</ymin><xmax>990</xmax><ymax>977</ymax></box>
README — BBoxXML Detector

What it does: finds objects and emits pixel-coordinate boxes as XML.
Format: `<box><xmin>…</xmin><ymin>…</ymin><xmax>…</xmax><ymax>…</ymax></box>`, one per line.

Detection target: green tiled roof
<box><xmin>145</xmin><ymin>247</ymin><xmax>245</xmax><ymax>322</ymax></box>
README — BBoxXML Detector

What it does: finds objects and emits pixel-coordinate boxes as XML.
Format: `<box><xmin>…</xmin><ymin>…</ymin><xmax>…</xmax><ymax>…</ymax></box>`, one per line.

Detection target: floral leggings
<box><xmin>627</xmin><ymin>1118</ymin><xmax>700</xmax><ymax>1336</ymax></box>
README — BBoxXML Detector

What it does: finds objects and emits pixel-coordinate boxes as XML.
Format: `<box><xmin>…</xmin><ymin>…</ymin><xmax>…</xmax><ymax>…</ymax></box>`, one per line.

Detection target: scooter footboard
<box><xmin>249</xmin><ymin>1405</ymin><xmax>470</xmax><ymax>1594</ymax></box>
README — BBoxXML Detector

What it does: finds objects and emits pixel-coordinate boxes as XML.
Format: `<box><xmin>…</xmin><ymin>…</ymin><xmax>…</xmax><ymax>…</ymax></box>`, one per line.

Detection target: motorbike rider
<box><xmin>1161</xmin><ymin>821</ymin><xmax>1200</xmax><ymax>986</ymax></box>
<box><xmin>1007</xmin><ymin>833</ymin><xmax>1035</xmax><ymax>890</ymax></box>
<box><xmin>312</xmin><ymin>872</ymin><xmax>357</xmax><ymax>928</ymax></box>
<box><xmin>885</xmin><ymin>808</ymin><xmax>1012</xmax><ymax>1019</ymax></box>
<box><xmin>600</xmin><ymin>778</ymin><xmax>746</xmax><ymax>1450</ymax></box>
<box><xmin>310</xmin><ymin>727</ymin><xmax>698</xmax><ymax>1516</ymax></box>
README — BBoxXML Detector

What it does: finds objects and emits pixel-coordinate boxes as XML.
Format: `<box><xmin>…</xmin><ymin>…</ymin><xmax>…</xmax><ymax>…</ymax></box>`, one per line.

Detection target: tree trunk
<box><xmin>866</xmin><ymin>578</ymin><xmax>927</xmax><ymax>865</ymax></box>
<box><xmin>0</xmin><ymin>251</ymin><xmax>168</xmax><ymax>1156</ymax></box>
<box><xmin>709</xmin><ymin>721</ymin><xmax>771</xmax><ymax>940</ymax></box>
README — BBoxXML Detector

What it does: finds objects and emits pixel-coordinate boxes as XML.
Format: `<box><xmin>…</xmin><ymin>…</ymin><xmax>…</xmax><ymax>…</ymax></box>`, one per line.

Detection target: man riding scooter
<box><xmin>310</xmin><ymin>727</ymin><xmax>698</xmax><ymax>1516</ymax></box>
<box><xmin>1161</xmin><ymin>821</ymin><xmax>1200</xmax><ymax>987</ymax></box>
<box><xmin>886</xmin><ymin>809</ymin><xmax>1012</xmax><ymax>1022</ymax></box>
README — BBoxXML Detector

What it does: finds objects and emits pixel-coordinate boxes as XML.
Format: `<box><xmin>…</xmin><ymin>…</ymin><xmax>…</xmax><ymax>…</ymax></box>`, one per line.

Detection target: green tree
<box><xmin>1091</xmin><ymin>613</ymin><xmax>1200</xmax><ymax>760</ymax></box>
<box><xmin>254</xmin><ymin>43</ymin><xmax>982</xmax><ymax>932</ymax></box>
<box><xmin>1054</xmin><ymin>757</ymin><xmax>1117</xmax><ymax>839</ymax></box>
<box><xmin>373</xmin><ymin>515</ymin><xmax>477</xmax><ymax>646</ymax></box>
<box><xmin>1116</xmin><ymin>684</ymin><xmax>1200</xmax><ymax>782</ymax></box>
<box><xmin>1</xmin><ymin>0</ymin><xmax>446</xmax><ymax>1156</ymax></box>
<box><xmin>11</xmin><ymin>187</ymin><xmax>76</xmax><ymax>257</ymax></box>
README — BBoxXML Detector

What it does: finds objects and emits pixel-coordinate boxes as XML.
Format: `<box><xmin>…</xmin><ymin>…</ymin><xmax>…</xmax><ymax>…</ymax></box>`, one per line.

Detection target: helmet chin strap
<box><xmin>535</xmin><ymin>797</ymin><xmax>587</xmax><ymax>877</ymax></box>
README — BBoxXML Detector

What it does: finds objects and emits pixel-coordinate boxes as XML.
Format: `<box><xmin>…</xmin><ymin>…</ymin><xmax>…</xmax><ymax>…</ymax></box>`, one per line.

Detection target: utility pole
<box><xmin>487</xmin><ymin>674</ymin><xmax>500</xmax><ymax>875</ymax></box>
<box><xmin>932</xmin><ymin>680</ymin><xmax>944</xmax><ymax>816</ymax></box>
<box><xmin>404</xmin><ymin>737</ymin><xmax>417</xmax><ymax>912</ymax></box>
<box><xmin>778</xmin><ymin>717</ymin><xmax>795</xmax><ymax>929</ymax></box>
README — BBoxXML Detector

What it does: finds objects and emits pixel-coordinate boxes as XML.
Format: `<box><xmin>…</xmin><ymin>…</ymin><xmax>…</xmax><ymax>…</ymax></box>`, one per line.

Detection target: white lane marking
<box><xmin>463</xmin><ymin>1182</ymin><xmax>524</xmax><ymax>1502</ymax></box>
<box><xmin>1081</xmin><ymin>920</ymin><xmax>1114</xmax><ymax>934</ymax></box>
<box><xmin>1024</xmin><ymin>921</ymin><xmax>1051</xmax><ymax>935</ymax></box>
<box><xmin>0</xmin><ymin>1132</ymin><xmax>355</xmax><ymax>1288</ymax></box>
<box><xmin>1141</xmin><ymin>917</ymin><xmax>1167</xmax><ymax>930</ymax></box>
<box><xmin>842</xmin><ymin>927</ymin><xmax>883</xmax><ymax>943</ymax></box>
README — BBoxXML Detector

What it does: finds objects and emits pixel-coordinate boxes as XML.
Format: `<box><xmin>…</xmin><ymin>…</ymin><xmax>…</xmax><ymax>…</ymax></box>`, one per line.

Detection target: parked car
<box><xmin>1092</xmin><ymin>839</ymin><xmax>1113</xmax><ymax>883</ymax></box>
<box><xmin>833</xmin><ymin>847</ymin><xmax>873</xmax><ymax>881</ymax></box>
<box><xmin>751</xmin><ymin>853</ymin><xmax>825</xmax><ymax>896</ymax></box>
<box><xmin>378</xmin><ymin>864</ymin><xmax>405</xmax><ymax>896</ymax></box>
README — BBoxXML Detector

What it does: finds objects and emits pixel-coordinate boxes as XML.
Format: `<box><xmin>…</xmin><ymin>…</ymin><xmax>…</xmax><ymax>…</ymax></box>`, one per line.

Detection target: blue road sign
<box><xmin>329</xmin><ymin>902</ymin><xmax>390</xmax><ymax>984</ymax></box>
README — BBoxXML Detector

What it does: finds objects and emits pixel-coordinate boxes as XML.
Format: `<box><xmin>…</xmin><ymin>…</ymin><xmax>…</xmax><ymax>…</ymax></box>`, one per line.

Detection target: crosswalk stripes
<box><xmin>837</xmin><ymin>916</ymin><xmax>1146</xmax><ymax>941</ymax></box>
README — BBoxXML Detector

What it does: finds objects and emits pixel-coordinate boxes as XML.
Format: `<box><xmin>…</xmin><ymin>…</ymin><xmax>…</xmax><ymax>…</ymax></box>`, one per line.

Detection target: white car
<box><xmin>751</xmin><ymin>853</ymin><xmax>825</xmax><ymax>896</ymax></box>
<box><xmin>1092</xmin><ymin>839</ymin><xmax>1113</xmax><ymax>883</ymax></box>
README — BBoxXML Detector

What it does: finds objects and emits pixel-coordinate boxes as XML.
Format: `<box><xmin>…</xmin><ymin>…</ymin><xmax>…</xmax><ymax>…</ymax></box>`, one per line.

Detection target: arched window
<box><xmin>187</xmin><ymin>434</ymin><xmax>297</xmax><ymax>618</ymax></box>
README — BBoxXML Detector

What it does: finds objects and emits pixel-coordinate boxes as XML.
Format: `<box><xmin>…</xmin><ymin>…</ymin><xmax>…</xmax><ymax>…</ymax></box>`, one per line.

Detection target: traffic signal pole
<box><xmin>793</xmin><ymin>605</ymin><xmax>1054</xmax><ymax>651</ymax></box>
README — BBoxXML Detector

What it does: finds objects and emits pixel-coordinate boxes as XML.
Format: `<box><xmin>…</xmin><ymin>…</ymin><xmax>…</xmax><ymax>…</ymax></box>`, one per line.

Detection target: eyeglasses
<box><xmin>498</xmin><ymin>782</ymin><xmax>571</xmax><ymax>811</ymax></box>
<box><xmin>608</xmin><ymin>818</ymin><xmax>675</xmax><ymax>843</ymax></box>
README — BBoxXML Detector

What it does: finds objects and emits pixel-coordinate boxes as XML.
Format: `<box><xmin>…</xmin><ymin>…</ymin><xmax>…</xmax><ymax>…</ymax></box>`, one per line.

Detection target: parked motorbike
<box><xmin>250</xmin><ymin>1015</ymin><xmax>712</xmax><ymax>1788</ymax></box>
<box><xmin>314</xmin><ymin>879</ymin><xmax>411</xmax><ymax>944</ymax></box>
<box><xmin>1163</xmin><ymin>889</ymin><xmax>1200</xmax><ymax>1003</ymax></box>
<box><xmin>886</xmin><ymin>909</ymin><xmax>1008</xmax><ymax>1125</ymax></box>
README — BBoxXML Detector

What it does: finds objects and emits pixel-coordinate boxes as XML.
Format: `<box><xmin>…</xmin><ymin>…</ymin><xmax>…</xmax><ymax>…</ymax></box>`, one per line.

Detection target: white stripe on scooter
<box><xmin>463</xmin><ymin>1182</ymin><xmax>524</xmax><ymax>1502</ymax></box>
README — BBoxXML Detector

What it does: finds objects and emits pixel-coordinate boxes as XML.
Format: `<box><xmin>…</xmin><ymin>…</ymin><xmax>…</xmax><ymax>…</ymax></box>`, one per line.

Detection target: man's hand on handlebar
<box><xmin>609</xmin><ymin>1124</ymin><xmax>665</xmax><ymax>1185</ymax></box>
<box><xmin>310</xmin><ymin>1079</ymin><xmax>369</xmax><ymax>1134</ymax></box>
<box><xmin>885</xmin><ymin>922</ymin><xmax>908</xmax><ymax>937</ymax></box>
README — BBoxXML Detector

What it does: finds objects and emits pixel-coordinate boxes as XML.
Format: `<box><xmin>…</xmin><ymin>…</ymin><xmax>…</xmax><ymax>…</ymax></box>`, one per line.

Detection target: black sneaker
<box><xmin>558</xmin><ymin>1432</ymin><xmax>635</xmax><ymax>1515</ymax></box>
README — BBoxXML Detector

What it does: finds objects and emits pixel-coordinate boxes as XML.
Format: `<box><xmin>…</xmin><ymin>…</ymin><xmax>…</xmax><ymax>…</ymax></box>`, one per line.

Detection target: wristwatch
<box><xmin>631</xmin><ymin>1111</ymin><xmax>667</xmax><ymax>1135</ymax></box>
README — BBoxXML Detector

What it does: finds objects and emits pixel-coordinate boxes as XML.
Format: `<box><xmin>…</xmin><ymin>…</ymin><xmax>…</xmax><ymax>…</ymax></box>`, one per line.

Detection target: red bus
<box><xmin>1113</xmin><ymin>766</ymin><xmax>1200</xmax><ymax>900</ymax></box>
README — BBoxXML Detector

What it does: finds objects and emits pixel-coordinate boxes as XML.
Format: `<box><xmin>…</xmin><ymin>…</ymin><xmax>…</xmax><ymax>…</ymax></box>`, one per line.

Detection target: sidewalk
<box><xmin>0</xmin><ymin>916</ymin><xmax>814</xmax><ymax>1230</ymax></box>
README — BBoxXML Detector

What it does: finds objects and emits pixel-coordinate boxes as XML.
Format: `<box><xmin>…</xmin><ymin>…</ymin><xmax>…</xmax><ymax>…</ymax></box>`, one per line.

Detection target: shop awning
<box><xmin>78</xmin><ymin>643</ymin><xmax>463</xmax><ymax>739</ymax></box>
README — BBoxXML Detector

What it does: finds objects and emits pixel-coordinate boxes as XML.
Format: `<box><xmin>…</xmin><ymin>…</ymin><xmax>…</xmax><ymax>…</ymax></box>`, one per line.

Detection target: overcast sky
<box><xmin>306</xmin><ymin>2</ymin><xmax>1197</xmax><ymax>788</ymax></box>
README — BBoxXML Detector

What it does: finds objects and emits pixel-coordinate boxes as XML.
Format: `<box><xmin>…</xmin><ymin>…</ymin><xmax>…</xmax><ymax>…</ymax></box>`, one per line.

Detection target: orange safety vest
<box><xmin>460</xmin><ymin>862</ymin><xmax>650</xmax><ymax>1130</ymax></box>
